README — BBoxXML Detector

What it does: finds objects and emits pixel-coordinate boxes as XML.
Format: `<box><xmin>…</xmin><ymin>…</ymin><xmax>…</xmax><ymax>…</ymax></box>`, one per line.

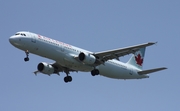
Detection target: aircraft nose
<box><xmin>9</xmin><ymin>36</ymin><xmax>16</xmax><ymax>44</ymax></box>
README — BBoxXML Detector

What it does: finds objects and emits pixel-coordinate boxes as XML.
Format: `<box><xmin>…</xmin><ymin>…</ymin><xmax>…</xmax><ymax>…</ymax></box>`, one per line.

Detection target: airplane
<box><xmin>9</xmin><ymin>31</ymin><xmax>167</xmax><ymax>83</ymax></box>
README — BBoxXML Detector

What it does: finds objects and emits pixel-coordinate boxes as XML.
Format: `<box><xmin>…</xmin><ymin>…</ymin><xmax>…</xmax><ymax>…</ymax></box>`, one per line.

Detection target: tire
<box><xmin>91</xmin><ymin>70</ymin><xmax>96</xmax><ymax>76</ymax></box>
<box><xmin>64</xmin><ymin>77</ymin><xmax>69</xmax><ymax>83</ymax></box>
<box><xmin>68</xmin><ymin>76</ymin><xmax>72</xmax><ymax>82</ymax></box>
<box><xmin>95</xmin><ymin>69</ymin><xmax>99</xmax><ymax>75</ymax></box>
<box><xmin>24</xmin><ymin>57</ymin><xmax>29</xmax><ymax>62</ymax></box>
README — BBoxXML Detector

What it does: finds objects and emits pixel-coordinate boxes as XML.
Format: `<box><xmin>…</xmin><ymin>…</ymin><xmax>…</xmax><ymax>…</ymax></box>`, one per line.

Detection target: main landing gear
<box><xmin>63</xmin><ymin>69</ymin><xmax>99</xmax><ymax>83</ymax></box>
<box><xmin>64</xmin><ymin>76</ymin><xmax>72</xmax><ymax>83</ymax></box>
<box><xmin>64</xmin><ymin>70</ymin><xmax>72</xmax><ymax>83</ymax></box>
<box><xmin>91</xmin><ymin>69</ymin><xmax>99</xmax><ymax>76</ymax></box>
<box><xmin>24</xmin><ymin>50</ymin><xmax>29</xmax><ymax>62</ymax></box>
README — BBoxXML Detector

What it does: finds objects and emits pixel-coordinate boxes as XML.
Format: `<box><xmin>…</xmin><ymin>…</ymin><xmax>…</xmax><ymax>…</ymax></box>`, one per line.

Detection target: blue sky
<box><xmin>0</xmin><ymin>0</ymin><xmax>179</xmax><ymax>111</ymax></box>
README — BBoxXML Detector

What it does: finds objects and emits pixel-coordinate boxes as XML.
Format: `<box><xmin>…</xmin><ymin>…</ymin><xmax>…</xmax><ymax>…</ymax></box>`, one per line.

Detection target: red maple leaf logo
<box><xmin>135</xmin><ymin>54</ymin><xmax>143</xmax><ymax>66</ymax></box>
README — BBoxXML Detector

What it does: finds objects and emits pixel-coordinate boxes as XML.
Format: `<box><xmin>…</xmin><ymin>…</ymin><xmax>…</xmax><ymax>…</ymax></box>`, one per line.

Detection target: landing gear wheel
<box><xmin>95</xmin><ymin>69</ymin><xmax>99</xmax><ymax>75</ymax></box>
<box><xmin>91</xmin><ymin>69</ymin><xmax>99</xmax><ymax>76</ymax></box>
<box><xmin>64</xmin><ymin>76</ymin><xmax>69</xmax><ymax>83</ymax></box>
<box><xmin>24</xmin><ymin>57</ymin><xmax>29</xmax><ymax>62</ymax></box>
<box><xmin>24</xmin><ymin>50</ymin><xmax>30</xmax><ymax>62</ymax></box>
<box><xmin>68</xmin><ymin>76</ymin><xmax>72</xmax><ymax>82</ymax></box>
<box><xmin>64</xmin><ymin>76</ymin><xmax>72</xmax><ymax>83</ymax></box>
<box><xmin>91</xmin><ymin>70</ymin><xmax>96</xmax><ymax>76</ymax></box>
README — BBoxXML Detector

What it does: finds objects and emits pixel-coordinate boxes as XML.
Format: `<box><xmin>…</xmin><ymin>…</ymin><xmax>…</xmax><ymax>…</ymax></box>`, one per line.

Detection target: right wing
<box><xmin>93</xmin><ymin>42</ymin><xmax>156</xmax><ymax>62</ymax></box>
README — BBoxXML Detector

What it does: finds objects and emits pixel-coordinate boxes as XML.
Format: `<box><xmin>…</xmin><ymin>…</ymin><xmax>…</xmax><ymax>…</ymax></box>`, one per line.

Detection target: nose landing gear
<box><xmin>24</xmin><ymin>50</ymin><xmax>29</xmax><ymax>62</ymax></box>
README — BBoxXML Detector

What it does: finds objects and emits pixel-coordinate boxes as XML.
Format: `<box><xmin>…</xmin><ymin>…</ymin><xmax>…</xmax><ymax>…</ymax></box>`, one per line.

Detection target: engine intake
<box><xmin>78</xmin><ymin>52</ymin><xmax>96</xmax><ymax>64</ymax></box>
<box><xmin>37</xmin><ymin>62</ymin><xmax>55</xmax><ymax>74</ymax></box>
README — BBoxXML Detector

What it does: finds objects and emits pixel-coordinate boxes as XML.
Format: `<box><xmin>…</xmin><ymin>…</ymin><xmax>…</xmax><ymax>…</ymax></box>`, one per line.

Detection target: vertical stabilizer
<box><xmin>127</xmin><ymin>48</ymin><xmax>146</xmax><ymax>70</ymax></box>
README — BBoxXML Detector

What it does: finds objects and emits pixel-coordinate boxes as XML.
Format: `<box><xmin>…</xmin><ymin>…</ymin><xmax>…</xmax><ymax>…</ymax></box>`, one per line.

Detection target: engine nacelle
<box><xmin>37</xmin><ymin>62</ymin><xmax>55</xmax><ymax>74</ymax></box>
<box><xmin>78</xmin><ymin>52</ymin><xmax>96</xmax><ymax>64</ymax></box>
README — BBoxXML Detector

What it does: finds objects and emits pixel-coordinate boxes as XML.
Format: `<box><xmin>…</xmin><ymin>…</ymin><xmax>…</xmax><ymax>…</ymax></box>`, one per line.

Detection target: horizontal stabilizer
<box><xmin>138</xmin><ymin>67</ymin><xmax>167</xmax><ymax>75</ymax></box>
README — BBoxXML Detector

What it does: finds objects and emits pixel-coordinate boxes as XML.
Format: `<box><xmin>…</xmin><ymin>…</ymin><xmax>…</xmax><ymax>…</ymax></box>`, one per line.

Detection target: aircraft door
<box><xmin>60</xmin><ymin>44</ymin><xmax>64</xmax><ymax>52</ymax></box>
<box><xmin>31</xmin><ymin>34</ymin><xmax>36</xmax><ymax>43</ymax></box>
<box><xmin>29</xmin><ymin>33</ymin><xmax>38</xmax><ymax>51</ymax></box>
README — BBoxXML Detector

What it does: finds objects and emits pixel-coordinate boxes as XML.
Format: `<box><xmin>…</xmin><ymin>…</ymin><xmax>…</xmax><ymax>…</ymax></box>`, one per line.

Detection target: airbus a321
<box><xmin>9</xmin><ymin>31</ymin><xmax>167</xmax><ymax>83</ymax></box>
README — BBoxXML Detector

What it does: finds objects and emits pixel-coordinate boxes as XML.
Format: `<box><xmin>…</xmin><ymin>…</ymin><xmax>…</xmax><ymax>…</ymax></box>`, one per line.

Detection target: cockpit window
<box><xmin>15</xmin><ymin>33</ymin><xmax>20</xmax><ymax>35</ymax></box>
<box><xmin>15</xmin><ymin>33</ymin><xmax>26</xmax><ymax>36</ymax></box>
<box><xmin>22</xmin><ymin>33</ymin><xmax>26</xmax><ymax>36</ymax></box>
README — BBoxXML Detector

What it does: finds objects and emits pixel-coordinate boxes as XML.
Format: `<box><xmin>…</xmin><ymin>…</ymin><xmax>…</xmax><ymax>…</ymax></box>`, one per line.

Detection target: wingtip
<box><xmin>149</xmin><ymin>42</ymin><xmax>158</xmax><ymax>45</ymax></box>
<box><xmin>162</xmin><ymin>67</ymin><xmax>168</xmax><ymax>70</ymax></box>
<box><xmin>155</xmin><ymin>42</ymin><xmax>158</xmax><ymax>45</ymax></box>
<box><xmin>159</xmin><ymin>67</ymin><xmax>168</xmax><ymax>70</ymax></box>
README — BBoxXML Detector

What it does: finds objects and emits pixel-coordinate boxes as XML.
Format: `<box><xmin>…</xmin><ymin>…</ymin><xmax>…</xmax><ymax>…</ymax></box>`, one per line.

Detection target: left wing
<box><xmin>52</xmin><ymin>62</ymin><xmax>77</xmax><ymax>74</ymax></box>
<box><xmin>94</xmin><ymin>42</ymin><xmax>156</xmax><ymax>62</ymax></box>
<box><xmin>34</xmin><ymin>62</ymin><xmax>77</xmax><ymax>75</ymax></box>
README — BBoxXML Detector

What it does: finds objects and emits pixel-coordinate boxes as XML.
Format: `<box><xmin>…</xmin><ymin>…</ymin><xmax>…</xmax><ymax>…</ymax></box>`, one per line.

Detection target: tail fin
<box><xmin>127</xmin><ymin>48</ymin><xmax>146</xmax><ymax>70</ymax></box>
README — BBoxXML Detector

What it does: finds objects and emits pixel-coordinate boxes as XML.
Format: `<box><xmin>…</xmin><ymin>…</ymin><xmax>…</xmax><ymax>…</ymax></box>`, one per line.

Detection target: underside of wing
<box><xmin>94</xmin><ymin>42</ymin><xmax>156</xmax><ymax>62</ymax></box>
<box><xmin>34</xmin><ymin>62</ymin><xmax>77</xmax><ymax>75</ymax></box>
<box><xmin>52</xmin><ymin>62</ymin><xmax>77</xmax><ymax>74</ymax></box>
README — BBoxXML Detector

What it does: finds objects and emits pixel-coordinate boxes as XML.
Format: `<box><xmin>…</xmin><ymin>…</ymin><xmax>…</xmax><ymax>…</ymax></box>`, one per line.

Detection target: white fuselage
<box><xmin>9</xmin><ymin>32</ymin><xmax>148</xmax><ymax>79</ymax></box>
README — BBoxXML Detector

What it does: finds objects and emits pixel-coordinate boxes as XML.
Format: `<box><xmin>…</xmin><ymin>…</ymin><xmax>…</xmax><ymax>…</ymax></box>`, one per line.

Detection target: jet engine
<box><xmin>37</xmin><ymin>62</ymin><xmax>55</xmax><ymax>74</ymax></box>
<box><xmin>78</xmin><ymin>52</ymin><xmax>96</xmax><ymax>64</ymax></box>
